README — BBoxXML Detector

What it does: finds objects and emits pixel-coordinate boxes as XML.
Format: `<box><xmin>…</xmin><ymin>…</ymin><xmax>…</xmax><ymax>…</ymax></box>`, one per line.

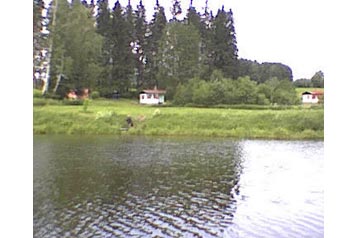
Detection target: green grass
<box><xmin>33</xmin><ymin>98</ymin><xmax>324</xmax><ymax>139</ymax></box>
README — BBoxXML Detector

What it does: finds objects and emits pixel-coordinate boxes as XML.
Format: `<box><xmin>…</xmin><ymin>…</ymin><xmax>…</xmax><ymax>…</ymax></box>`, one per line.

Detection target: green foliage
<box><xmin>294</xmin><ymin>71</ymin><xmax>324</xmax><ymax>88</ymax></box>
<box><xmin>238</xmin><ymin>59</ymin><xmax>293</xmax><ymax>83</ymax></box>
<box><xmin>82</xmin><ymin>99</ymin><xmax>90</xmax><ymax>112</ymax></box>
<box><xmin>293</xmin><ymin>78</ymin><xmax>313</xmax><ymax>88</ymax></box>
<box><xmin>235</xmin><ymin>76</ymin><xmax>258</xmax><ymax>104</ymax></box>
<box><xmin>91</xmin><ymin>91</ymin><xmax>100</xmax><ymax>99</ymax></box>
<box><xmin>173</xmin><ymin>75</ymin><xmax>298</xmax><ymax>106</ymax></box>
<box><xmin>43</xmin><ymin>0</ymin><xmax>303</xmax><ymax>103</ymax></box>
<box><xmin>145</xmin><ymin>2</ymin><xmax>167</xmax><ymax>88</ymax></box>
<box><xmin>33</xmin><ymin>89</ymin><xmax>43</xmax><ymax>98</ymax></box>
<box><xmin>192</xmin><ymin>80</ymin><xmax>214</xmax><ymax>105</ymax></box>
<box><xmin>209</xmin><ymin>69</ymin><xmax>224</xmax><ymax>82</ymax></box>
<box><xmin>49</xmin><ymin>0</ymin><xmax>104</xmax><ymax>93</ymax></box>
<box><xmin>311</xmin><ymin>70</ymin><xmax>324</xmax><ymax>88</ymax></box>
<box><xmin>211</xmin><ymin>8</ymin><xmax>238</xmax><ymax>78</ymax></box>
<box><xmin>157</xmin><ymin>22</ymin><xmax>201</xmax><ymax>99</ymax></box>
<box><xmin>258</xmin><ymin>78</ymin><xmax>299</xmax><ymax>105</ymax></box>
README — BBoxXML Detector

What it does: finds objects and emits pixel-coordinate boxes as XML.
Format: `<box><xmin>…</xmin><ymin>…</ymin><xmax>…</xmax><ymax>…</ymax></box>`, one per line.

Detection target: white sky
<box><xmin>42</xmin><ymin>0</ymin><xmax>329</xmax><ymax>80</ymax></box>
<box><xmin>106</xmin><ymin>0</ymin><xmax>327</xmax><ymax>80</ymax></box>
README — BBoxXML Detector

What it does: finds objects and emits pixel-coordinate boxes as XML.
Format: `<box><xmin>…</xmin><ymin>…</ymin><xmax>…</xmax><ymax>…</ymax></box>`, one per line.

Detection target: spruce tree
<box><xmin>199</xmin><ymin>1</ymin><xmax>215</xmax><ymax>79</ymax></box>
<box><xmin>96</xmin><ymin>0</ymin><xmax>111</xmax><ymax>37</ymax></box>
<box><xmin>211</xmin><ymin>7</ymin><xmax>239</xmax><ymax>79</ymax></box>
<box><xmin>170</xmin><ymin>0</ymin><xmax>182</xmax><ymax>22</ymax></box>
<box><xmin>146</xmin><ymin>0</ymin><xmax>167</xmax><ymax>87</ymax></box>
<box><xmin>111</xmin><ymin>1</ymin><xmax>129</xmax><ymax>92</ymax></box>
<box><xmin>123</xmin><ymin>0</ymin><xmax>136</xmax><ymax>94</ymax></box>
<box><xmin>134</xmin><ymin>0</ymin><xmax>147</xmax><ymax>90</ymax></box>
<box><xmin>96</xmin><ymin>0</ymin><xmax>112</xmax><ymax>93</ymax></box>
<box><xmin>185</xmin><ymin>0</ymin><xmax>200</xmax><ymax>29</ymax></box>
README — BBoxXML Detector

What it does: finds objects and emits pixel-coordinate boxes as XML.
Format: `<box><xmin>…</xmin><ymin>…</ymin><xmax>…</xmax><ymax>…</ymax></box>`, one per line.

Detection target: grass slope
<box><xmin>33</xmin><ymin>98</ymin><xmax>324</xmax><ymax>139</ymax></box>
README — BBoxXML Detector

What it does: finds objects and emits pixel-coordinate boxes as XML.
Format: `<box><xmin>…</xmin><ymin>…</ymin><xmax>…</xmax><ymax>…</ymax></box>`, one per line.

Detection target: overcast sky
<box><xmin>105</xmin><ymin>0</ymin><xmax>327</xmax><ymax>80</ymax></box>
<box><xmin>43</xmin><ymin>0</ymin><xmax>328</xmax><ymax>80</ymax></box>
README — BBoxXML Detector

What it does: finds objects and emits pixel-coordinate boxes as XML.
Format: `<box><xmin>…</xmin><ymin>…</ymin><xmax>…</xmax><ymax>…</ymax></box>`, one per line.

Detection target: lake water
<box><xmin>33</xmin><ymin>136</ymin><xmax>323</xmax><ymax>238</ymax></box>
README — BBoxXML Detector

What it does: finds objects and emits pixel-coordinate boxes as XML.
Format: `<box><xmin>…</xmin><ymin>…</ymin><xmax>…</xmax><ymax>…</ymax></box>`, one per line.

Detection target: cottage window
<box><xmin>147</xmin><ymin>94</ymin><xmax>151</xmax><ymax>99</ymax></box>
<box><xmin>141</xmin><ymin>95</ymin><xmax>145</xmax><ymax>100</ymax></box>
<box><xmin>312</xmin><ymin>95</ymin><xmax>316</xmax><ymax>99</ymax></box>
<box><xmin>154</xmin><ymin>94</ymin><xmax>159</xmax><ymax>99</ymax></box>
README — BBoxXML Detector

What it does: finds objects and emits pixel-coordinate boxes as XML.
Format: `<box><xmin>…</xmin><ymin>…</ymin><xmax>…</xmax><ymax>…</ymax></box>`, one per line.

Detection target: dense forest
<box><xmin>33</xmin><ymin>0</ymin><xmax>323</xmax><ymax>105</ymax></box>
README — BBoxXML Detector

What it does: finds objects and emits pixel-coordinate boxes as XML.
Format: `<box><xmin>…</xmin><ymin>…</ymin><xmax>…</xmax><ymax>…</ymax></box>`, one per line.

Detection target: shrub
<box><xmin>82</xmin><ymin>99</ymin><xmax>90</xmax><ymax>112</ymax></box>
<box><xmin>91</xmin><ymin>91</ymin><xmax>100</xmax><ymax>99</ymax></box>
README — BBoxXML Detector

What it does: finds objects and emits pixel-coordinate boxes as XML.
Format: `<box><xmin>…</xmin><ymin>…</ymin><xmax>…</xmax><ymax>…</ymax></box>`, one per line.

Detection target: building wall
<box><xmin>302</xmin><ymin>94</ymin><xmax>319</xmax><ymax>104</ymax></box>
<box><xmin>159</xmin><ymin>95</ymin><xmax>165</xmax><ymax>104</ymax></box>
<box><xmin>139</xmin><ymin>93</ymin><xmax>162</xmax><ymax>104</ymax></box>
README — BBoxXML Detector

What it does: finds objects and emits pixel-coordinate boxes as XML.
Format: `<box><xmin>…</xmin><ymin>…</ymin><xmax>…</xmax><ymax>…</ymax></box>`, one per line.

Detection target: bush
<box><xmin>82</xmin><ymin>99</ymin><xmax>90</xmax><ymax>112</ymax></box>
<box><xmin>91</xmin><ymin>91</ymin><xmax>100</xmax><ymax>99</ymax></box>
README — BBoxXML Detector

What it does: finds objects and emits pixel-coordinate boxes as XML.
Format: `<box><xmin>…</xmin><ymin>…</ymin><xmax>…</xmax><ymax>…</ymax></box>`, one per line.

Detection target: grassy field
<box><xmin>33</xmin><ymin>97</ymin><xmax>324</xmax><ymax>140</ymax></box>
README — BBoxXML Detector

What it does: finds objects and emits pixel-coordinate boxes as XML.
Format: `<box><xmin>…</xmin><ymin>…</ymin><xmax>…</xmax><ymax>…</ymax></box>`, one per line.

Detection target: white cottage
<box><xmin>139</xmin><ymin>87</ymin><xmax>166</xmax><ymax>105</ymax></box>
<box><xmin>301</xmin><ymin>91</ymin><xmax>323</xmax><ymax>104</ymax></box>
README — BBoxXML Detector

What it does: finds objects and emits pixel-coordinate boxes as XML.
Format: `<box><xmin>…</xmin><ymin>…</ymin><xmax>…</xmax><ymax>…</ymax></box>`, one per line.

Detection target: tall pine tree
<box><xmin>185</xmin><ymin>0</ymin><xmax>200</xmax><ymax>29</ymax></box>
<box><xmin>124</xmin><ymin>0</ymin><xmax>136</xmax><ymax>93</ymax></box>
<box><xmin>170</xmin><ymin>0</ymin><xmax>182</xmax><ymax>22</ymax></box>
<box><xmin>134</xmin><ymin>0</ymin><xmax>147</xmax><ymax>90</ymax></box>
<box><xmin>146</xmin><ymin>0</ymin><xmax>167</xmax><ymax>88</ymax></box>
<box><xmin>211</xmin><ymin>7</ymin><xmax>239</xmax><ymax>79</ymax></box>
<box><xmin>111</xmin><ymin>0</ymin><xmax>134</xmax><ymax>94</ymax></box>
<box><xmin>96</xmin><ymin>0</ymin><xmax>112</xmax><ymax>93</ymax></box>
<box><xmin>199</xmin><ymin>1</ymin><xmax>215</xmax><ymax>79</ymax></box>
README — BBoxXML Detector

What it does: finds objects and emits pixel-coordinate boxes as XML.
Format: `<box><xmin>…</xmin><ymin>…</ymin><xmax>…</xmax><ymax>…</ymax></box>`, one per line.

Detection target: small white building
<box><xmin>301</xmin><ymin>91</ymin><xmax>323</xmax><ymax>104</ymax></box>
<box><xmin>139</xmin><ymin>87</ymin><xmax>166</xmax><ymax>105</ymax></box>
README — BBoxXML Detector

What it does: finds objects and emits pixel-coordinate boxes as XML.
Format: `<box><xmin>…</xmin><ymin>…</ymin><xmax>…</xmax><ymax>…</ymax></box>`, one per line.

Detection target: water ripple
<box><xmin>34</xmin><ymin>136</ymin><xmax>323</xmax><ymax>238</ymax></box>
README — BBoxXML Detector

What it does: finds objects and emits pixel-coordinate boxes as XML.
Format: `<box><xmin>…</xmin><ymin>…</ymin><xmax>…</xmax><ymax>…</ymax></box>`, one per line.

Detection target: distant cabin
<box><xmin>301</xmin><ymin>91</ymin><xmax>323</xmax><ymax>104</ymax></box>
<box><xmin>139</xmin><ymin>87</ymin><xmax>166</xmax><ymax>105</ymax></box>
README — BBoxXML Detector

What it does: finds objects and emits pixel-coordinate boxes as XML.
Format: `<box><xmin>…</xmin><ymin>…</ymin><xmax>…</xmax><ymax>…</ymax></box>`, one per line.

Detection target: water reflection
<box><xmin>34</xmin><ymin>136</ymin><xmax>323</xmax><ymax>238</ymax></box>
<box><xmin>34</xmin><ymin>136</ymin><xmax>240</xmax><ymax>237</ymax></box>
<box><xmin>226</xmin><ymin>140</ymin><xmax>324</xmax><ymax>238</ymax></box>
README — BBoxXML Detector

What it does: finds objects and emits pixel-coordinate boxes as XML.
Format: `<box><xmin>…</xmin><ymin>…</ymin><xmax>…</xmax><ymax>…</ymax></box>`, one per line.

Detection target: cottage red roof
<box><xmin>139</xmin><ymin>85</ymin><xmax>166</xmax><ymax>95</ymax></box>
<box><xmin>312</xmin><ymin>91</ymin><xmax>324</xmax><ymax>95</ymax></box>
<box><xmin>140</xmin><ymin>88</ymin><xmax>166</xmax><ymax>94</ymax></box>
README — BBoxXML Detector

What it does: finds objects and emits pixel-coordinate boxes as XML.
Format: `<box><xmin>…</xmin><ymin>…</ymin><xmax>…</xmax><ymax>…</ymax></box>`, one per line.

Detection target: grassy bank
<box><xmin>33</xmin><ymin>98</ymin><xmax>324</xmax><ymax>140</ymax></box>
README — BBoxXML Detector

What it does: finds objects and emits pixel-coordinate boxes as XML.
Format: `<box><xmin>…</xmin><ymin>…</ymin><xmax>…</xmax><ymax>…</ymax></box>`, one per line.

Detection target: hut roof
<box><xmin>140</xmin><ymin>87</ymin><xmax>166</xmax><ymax>94</ymax></box>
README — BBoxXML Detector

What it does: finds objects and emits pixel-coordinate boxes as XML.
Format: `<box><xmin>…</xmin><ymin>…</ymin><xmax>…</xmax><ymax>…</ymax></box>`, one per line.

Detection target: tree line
<box><xmin>293</xmin><ymin>70</ymin><xmax>324</xmax><ymax>88</ymax></box>
<box><xmin>33</xmin><ymin>0</ymin><xmax>322</xmax><ymax>103</ymax></box>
